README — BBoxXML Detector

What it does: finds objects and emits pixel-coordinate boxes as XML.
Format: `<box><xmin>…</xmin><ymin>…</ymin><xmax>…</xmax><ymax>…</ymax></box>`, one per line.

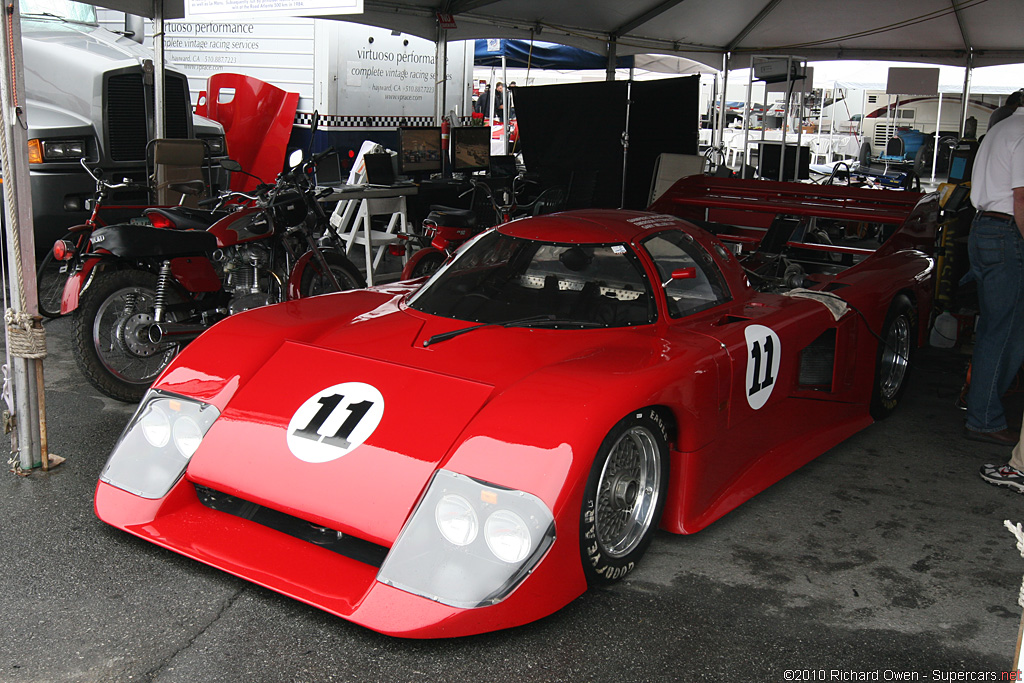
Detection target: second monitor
<box><xmin>451</xmin><ymin>126</ymin><xmax>491</xmax><ymax>173</ymax></box>
<box><xmin>399</xmin><ymin>127</ymin><xmax>443</xmax><ymax>176</ymax></box>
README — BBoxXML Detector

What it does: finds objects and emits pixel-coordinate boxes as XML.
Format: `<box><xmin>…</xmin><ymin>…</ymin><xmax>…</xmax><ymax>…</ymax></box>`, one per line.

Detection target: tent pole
<box><xmin>620</xmin><ymin>78</ymin><xmax>631</xmax><ymax>208</ymax></box>
<box><xmin>0</xmin><ymin>0</ymin><xmax>43</xmax><ymax>471</ymax></box>
<box><xmin>501</xmin><ymin>55</ymin><xmax>508</xmax><ymax>154</ymax></box>
<box><xmin>716</xmin><ymin>53</ymin><xmax>729</xmax><ymax>151</ymax></box>
<box><xmin>960</xmin><ymin>52</ymin><xmax>973</xmax><ymax>138</ymax></box>
<box><xmin>434</xmin><ymin>26</ymin><xmax>448</xmax><ymax>125</ymax></box>
<box><xmin>153</xmin><ymin>0</ymin><xmax>165</xmax><ymax>139</ymax></box>
<box><xmin>932</xmin><ymin>92</ymin><xmax>943</xmax><ymax>182</ymax></box>
<box><xmin>606</xmin><ymin>37</ymin><xmax>616</xmax><ymax>82</ymax></box>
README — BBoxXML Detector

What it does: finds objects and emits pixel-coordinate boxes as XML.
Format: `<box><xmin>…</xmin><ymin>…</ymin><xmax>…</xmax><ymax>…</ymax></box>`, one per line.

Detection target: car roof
<box><xmin>498</xmin><ymin>209</ymin><xmax>694</xmax><ymax>245</ymax></box>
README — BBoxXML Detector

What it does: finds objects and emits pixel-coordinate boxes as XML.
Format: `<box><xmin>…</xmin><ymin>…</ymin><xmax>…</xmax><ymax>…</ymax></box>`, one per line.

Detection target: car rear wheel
<box><xmin>870</xmin><ymin>294</ymin><xmax>916</xmax><ymax>419</ymax></box>
<box><xmin>580</xmin><ymin>408</ymin><xmax>669</xmax><ymax>586</ymax></box>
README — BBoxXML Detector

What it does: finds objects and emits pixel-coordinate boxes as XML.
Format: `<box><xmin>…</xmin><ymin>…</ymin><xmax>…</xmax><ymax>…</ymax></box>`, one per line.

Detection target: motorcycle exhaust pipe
<box><xmin>147</xmin><ymin>322</ymin><xmax>209</xmax><ymax>345</ymax></box>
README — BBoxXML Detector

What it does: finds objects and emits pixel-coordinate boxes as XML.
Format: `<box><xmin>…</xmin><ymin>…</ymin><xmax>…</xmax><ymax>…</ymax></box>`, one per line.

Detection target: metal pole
<box><xmin>621</xmin><ymin>78</ymin><xmax>632</xmax><ymax>208</ymax></box>
<box><xmin>932</xmin><ymin>92</ymin><xmax>943</xmax><ymax>182</ymax></box>
<box><xmin>741</xmin><ymin>59</ymin><xmax>752</xmax><ymax>178</ymax></box>
<box><xmin>960</xmin><ymin>52</ymin><xmax>974</xmax><ymax>138</ymax></box>
<box><xmin>0</xmin><ymin>0</ymin><xmax>42</xmax><ymax>471</ymax></box>
<box><xmin>606</xmin><ymin>37</ymin><xmax>617</xmax><ymax>82</ymax></box>
<box><xmin>153</xmin><ymin>0</ymin><xmax>165</xmax><ymax>139</ymax></box>
<box><xmin>501</xmin><ymin>55</ymin><xmax>508</xmax><ymax>154</ymax></box>
<box><xmin>716</xmin><ymin>53</ymin><xmax>730</xmax><ymax>150</ymax></box>
<box><xmin>434</xmin><ymin>26</ymin><xmax>448</xmax><ymax>124</ymax></box>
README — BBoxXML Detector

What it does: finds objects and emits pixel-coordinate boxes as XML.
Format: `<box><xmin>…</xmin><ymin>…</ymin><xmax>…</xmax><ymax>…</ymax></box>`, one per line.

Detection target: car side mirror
<box><xmin>664</xmin><ymin>267</ymin><xmax>696</xmax><ymax>288</ymax></box>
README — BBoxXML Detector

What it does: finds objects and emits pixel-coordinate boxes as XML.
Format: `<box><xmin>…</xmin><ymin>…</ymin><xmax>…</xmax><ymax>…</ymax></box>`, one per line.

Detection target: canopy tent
<box><xmin>80</xmin><ymin>0</ymin><xmax>1024</xmax><ymax>70</ymax></box>
<box><xmin>332</xmin><ymin>0</ymin><xmax>1024</xmax><ymax>70</ymax></box>
<box><xmin>2</xmin><ymin>0</ymin><xmax>1022</xmax><ymax>471</ymax></box>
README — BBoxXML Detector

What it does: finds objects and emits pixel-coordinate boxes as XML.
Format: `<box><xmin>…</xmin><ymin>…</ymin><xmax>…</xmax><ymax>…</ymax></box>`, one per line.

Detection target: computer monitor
<box><xmin>947</xmin><ymin>143</ymin><xmax>977</xmax><ymax>184</ymax></box>
<box><xmin>489</xmin><ymin>155</ymin><xmax>518</xmax><ymax>179</ymax></box>
<box><xmin>398</xmin><ymin>127</ymin><xmax>443</xmax><ymax>176</ymax></box>
<box><xmin>451</xmin><ymin>126</ymin><xmax>491</xmax><ymax>173</ymax></box>
<box><xmin>757</xmin><ymin>142</ymin><xmax>809</xmax><ymax>181</ymax></box>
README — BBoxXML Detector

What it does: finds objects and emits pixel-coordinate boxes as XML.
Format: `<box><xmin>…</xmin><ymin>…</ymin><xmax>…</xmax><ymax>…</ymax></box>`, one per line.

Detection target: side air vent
<box><xmin>798</xmin><ymin>329</ymin><xmax>836</xmax><ymax>389</ymax></box>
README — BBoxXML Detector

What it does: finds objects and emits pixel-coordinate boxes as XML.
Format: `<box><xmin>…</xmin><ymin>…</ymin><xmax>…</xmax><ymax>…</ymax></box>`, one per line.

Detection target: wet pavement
<box><xmin>2</xmin><ymin>314</ymin><xmax>1023</xmax><ymax>682</ymax></box>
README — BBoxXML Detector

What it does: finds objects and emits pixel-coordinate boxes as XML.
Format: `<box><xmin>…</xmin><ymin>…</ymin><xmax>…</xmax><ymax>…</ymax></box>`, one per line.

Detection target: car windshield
<box><xmin>21</xmin><ymin>0</ymin><xmax>96</xmax><ymax>23</ymax></box>
<box><xmin>409</xmin><ymin>231</ymin><xmax>656</xmax><ymax>327</ymax></box>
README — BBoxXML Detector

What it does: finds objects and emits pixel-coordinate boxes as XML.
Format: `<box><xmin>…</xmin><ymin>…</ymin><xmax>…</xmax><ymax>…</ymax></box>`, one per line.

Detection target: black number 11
<box><xmin>749</xmin><ymin>336</ymin><xmax>775</xmax><ymax>395</ymax></box>
<box><xmin>293</xmin><ymin>394</ymin><xmax>375</xmax><ymax>449</ymax></box>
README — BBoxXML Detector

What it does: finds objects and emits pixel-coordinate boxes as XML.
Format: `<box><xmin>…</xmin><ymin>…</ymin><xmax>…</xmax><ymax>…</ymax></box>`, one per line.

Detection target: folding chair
<box><xmin>148</xmin><ymin>139</ymin><xmax>209</xmax><ymax>207</ymax></box>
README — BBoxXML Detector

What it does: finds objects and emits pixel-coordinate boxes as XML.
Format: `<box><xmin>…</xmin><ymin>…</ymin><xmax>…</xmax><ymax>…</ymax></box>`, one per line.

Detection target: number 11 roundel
<box><xmin>287</xmin><ymin>383</ymin><xmax>385</xmax><ymax>463</ymax></box>
<box><xmin>744</xmin><ymin>324</ymin><xmax>781</xmax><ymax>410</ymax></box>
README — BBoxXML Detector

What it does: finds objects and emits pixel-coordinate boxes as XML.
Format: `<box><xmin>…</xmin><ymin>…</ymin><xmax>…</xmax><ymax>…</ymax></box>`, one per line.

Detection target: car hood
<box><xmin>178</xmin><ymin>290</ymin><xmax>659</xmax><ymax>549</ymax></box>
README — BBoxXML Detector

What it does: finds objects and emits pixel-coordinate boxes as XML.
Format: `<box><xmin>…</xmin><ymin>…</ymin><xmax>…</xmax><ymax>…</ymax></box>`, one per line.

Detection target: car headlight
<box><xmin>377</xmin><ymin>470</ymin><xmax>555</xmax><ymax>609</ymax></box>
<box><xmin>200</xmin><ymin>135</ymin><xmax>226</xmax><ymax>155</ymax></box>
<box><xmin>435</xmin><ymin>494</ymin><xmax>478</xmax><ymax>546</ymax></box>
<box><xmin>99</xmin><ymin>391</ymin><xmax>219</xmax><ymax>499</ymax></box>
<box><xmin>28</xmin><ymin>139</ymin><xmax>88</xmax><ymax>163</ymax></box>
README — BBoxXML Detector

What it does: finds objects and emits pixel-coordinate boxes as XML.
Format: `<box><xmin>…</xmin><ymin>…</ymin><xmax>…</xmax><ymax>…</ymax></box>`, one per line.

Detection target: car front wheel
<box><xmin>580</xmin><ymin>408</ymin><xmax>670</xmax><ymax>586</ymax></box>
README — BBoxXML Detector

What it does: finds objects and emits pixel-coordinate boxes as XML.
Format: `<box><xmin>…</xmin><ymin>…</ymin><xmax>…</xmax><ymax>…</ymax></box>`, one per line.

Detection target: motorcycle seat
<box><xmin>91</xmin><ymin>224</ymin><xmax>217</xmax><ymax>259</ymax></box>
<box><xmin>425</xmin><ymin>206</ymin><xmax>476</xmax><ymax>229</ymax></box>
<box><xmin>145</xmin><ymin>207</ymin><xmax>223</xmax><ymax>231</ymax></box>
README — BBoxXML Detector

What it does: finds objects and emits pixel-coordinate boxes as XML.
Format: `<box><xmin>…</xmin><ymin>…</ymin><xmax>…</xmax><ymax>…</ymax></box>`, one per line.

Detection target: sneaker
<box><xmin>979</xmin><ymin>464</ymin><xmax>1024</xmax><ymax>493</ymax></box>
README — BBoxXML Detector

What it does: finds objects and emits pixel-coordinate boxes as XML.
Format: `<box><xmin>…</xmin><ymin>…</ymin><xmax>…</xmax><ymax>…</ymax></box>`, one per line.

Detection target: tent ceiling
<box><xmin>342</xmin><ymin>0</ymin><xmax>1023</xmax><ymax>69</ymax></box>
<box><xmin>91</xmin><ymin>0</ymin><xmax>1023</xmax><ymax>69</ymax></box>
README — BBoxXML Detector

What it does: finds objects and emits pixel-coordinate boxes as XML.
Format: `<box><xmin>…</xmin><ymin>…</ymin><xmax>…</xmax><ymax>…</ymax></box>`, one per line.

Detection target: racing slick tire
<box><xmin>402</xmin><ymin>249</ymin><xmax>446</xmax><ymax>280</ymax></box>
<box><xmin>72</xmin><ymin>269</ymin><xmax>183</xmax><ymax>403</ymax></box>
<box><xmin>580</xmin><ymin>408</ymin><xmax>670</xmax><ymax>586</ymax></box>
<box><xmin>870</xmin><ymin>294</ymin><xmax>916</xmax><ymax>420</ymax></box>
<box><xmin>297</xmin><ymin>250</ymin><xmax>365</xmax><ymax>297</ymax></box>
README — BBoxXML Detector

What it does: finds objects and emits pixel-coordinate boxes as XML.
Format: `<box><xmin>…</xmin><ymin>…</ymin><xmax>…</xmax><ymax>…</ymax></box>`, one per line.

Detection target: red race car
<box><xmin>95</xmin><ymin>176</ymin><xmax>939</xmax><ymax>638</ymax></box>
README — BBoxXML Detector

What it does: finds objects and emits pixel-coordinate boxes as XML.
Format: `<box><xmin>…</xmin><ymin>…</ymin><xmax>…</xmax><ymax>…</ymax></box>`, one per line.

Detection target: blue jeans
<box><xmin>966</xmin><ymin>213</ymin><xmax>1024</xmax><ymax>433</ymax></box>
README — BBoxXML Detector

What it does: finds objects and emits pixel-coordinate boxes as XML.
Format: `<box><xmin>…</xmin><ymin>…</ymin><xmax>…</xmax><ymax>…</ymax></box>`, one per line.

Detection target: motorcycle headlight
<box><xmin>377</xmin><ymin>470</ymin><xmax>555</xmax><ymax>609</ymax></box>
<box><xmin>99</xmin><ymin>391</ymin><xmax>219</xmax><ymax>499</ymax></box>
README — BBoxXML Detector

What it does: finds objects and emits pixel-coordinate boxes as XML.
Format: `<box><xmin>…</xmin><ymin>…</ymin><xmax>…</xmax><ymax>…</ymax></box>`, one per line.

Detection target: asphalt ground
<box><xmin>2</xmin><ymin>312</ymin><xmax>1024</xmax><ymax>682</ymax></box>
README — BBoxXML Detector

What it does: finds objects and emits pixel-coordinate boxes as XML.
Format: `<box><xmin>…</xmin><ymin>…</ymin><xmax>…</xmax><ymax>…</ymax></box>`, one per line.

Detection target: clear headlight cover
<box><xmin>100</xmin><ymin>391</ymin><xmax>220</xmax><ymax>499</ymax></box>
<box><xmin>377</xmin><ymin>470</ymin><xmax>555</xmax><ymax>609</ymax></box>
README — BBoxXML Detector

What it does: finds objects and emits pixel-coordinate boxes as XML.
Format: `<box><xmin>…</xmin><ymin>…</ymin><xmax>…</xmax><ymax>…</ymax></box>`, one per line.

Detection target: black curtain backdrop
<box><xmin>513</xmin><ymin>76</ymin><xmax>699</xmax><ymax>210</ymax></box>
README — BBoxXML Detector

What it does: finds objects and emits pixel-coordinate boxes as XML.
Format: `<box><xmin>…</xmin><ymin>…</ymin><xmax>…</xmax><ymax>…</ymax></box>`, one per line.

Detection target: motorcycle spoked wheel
<box><xmin>72</xmin><ymin>269</ymin><xmax>185</xmax><ymax>403</ymax></box>
<box><xmin>36</xmin><ymin>231</ymin><xmax>76</xmax><ymax>319</ymax></box>
<box><xmin>296</xmin><ymin>250</ymin><xmax>366</xmax><ymax>297</ymax></box>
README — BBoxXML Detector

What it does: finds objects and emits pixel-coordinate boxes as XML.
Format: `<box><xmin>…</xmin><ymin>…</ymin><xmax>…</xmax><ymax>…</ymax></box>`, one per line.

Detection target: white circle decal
<box><xmin>286</xmin><ymin>382</ymin><xmax>385</xmax><ymax>463</ymax></box>
<box><xmin>744</xmin><ymin>324</ymin><xmax>781</xmax><ymax>410</ymax></box>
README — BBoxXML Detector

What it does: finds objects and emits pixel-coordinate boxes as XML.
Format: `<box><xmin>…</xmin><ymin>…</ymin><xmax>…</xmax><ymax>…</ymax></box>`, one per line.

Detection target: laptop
<box><xmin>363</xmin><ymin>152</ymin><xmax>397</xmax><ymax>186</ymax></box>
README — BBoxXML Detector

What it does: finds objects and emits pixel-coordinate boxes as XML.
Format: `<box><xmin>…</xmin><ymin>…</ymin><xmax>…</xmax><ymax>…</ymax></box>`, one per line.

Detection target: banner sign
<box><xmin>186</xmin><ymin>0</ymin><xmax>361</xmax><ymax>19</ymax></box>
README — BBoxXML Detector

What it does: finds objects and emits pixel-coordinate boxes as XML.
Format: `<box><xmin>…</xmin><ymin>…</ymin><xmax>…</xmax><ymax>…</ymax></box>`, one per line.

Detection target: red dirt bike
<box><xmin>61</xmin><ymin>149</ymin><xmax>364</xmax><ymax>403</ymax></box>
<box><xmin>36</xmin><ymin>160</ymin><xmax>152</xmax><ymax>318</ymax></box>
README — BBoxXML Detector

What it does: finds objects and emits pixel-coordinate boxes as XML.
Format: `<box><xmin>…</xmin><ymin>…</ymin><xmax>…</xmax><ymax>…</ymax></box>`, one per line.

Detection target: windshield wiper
<box><xmin>23</xmin><ymin>12</ymin><xmax>94</xmax><ymax>26</ymax></box>
<box><xmin>423</xmin><ymin>315</ymin><xmax>609</xmax><ymax>347</ymax></box>
<box><xmin>423</xmin><ymin>314</ymin><xmax>556</xmax><ymax>347</ymax></box>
